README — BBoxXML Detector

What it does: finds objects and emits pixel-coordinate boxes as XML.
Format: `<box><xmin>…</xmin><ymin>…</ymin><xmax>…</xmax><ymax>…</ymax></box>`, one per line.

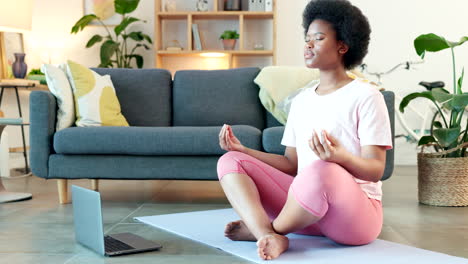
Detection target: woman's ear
<box><xmin>338</xmin><ymin>41</ymin><xmax>349</xmax><ymax>54</ymax></box>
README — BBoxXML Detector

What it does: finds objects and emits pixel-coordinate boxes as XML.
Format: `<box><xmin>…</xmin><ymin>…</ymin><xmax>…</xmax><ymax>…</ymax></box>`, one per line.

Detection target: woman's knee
<box><xmin>217</xmin><ymin>151</ymin><xmax>249</xmax><ymax>180</ymax></box>
<box><xmin>291</xmin><ymin>161</ymin><xmax>350</xmax><ymax>209</ymax></box>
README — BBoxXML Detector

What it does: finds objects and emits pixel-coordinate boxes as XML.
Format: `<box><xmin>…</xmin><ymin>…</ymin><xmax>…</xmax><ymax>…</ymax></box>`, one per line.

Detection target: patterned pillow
<box><xmin>41</xmin><ymin>64</ymin><xmax>75</xmax><ymax>131</ymax></box>
<box><xmin>65</xmin><ymin>60</ymin><xmax>129</xmax><ymax>127</ymax></box>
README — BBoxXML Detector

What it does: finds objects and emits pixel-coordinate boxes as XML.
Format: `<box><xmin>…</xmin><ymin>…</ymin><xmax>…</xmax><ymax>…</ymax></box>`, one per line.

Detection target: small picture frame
<box><xmin>0</xmin><ymin>32</ymin><xmax>25</xmax><ymax>79</ymax></box>
<box><xmin>83</xmin><ymin>0</ymin><xmax>122</xmax><ymax>26</ymax></box>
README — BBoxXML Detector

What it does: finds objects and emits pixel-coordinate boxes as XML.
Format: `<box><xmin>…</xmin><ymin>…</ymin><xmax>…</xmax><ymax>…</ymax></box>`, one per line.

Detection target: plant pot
<box><xmin>222</xmin><ymin>39</ymin><xmax>237</xmax><ymax>50</ymax></box>
<box><xmin>417</xmin><ymin>143</ymin><xmax>468</xmax><ymax>206</ymax></box>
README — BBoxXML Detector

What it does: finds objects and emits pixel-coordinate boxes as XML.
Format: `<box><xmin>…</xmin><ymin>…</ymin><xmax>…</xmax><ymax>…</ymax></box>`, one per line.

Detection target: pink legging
<box><xmin>217</xmin><ymin>151</ymin><xmax>383</xmax><ymax>246</ymax></box>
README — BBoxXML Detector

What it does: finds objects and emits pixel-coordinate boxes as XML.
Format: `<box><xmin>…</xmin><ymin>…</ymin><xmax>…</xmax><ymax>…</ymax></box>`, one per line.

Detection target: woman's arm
<box><xmin>310</xmin><ymin>130</ymin><xmax>386</xmax><ymax>182</ymax></box>
<box><xmin>337</xmin><ymin>145</ymin><xmax>386</xmax><ymax>182</ymax></box>
<box><xmin>219</xmin><ymin>125</ymin><xmax>298</xmax><ymax>176</ymax></box>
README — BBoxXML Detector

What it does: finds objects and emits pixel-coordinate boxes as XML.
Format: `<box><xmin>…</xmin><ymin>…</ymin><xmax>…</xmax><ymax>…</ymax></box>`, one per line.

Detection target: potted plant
<box><xmin>70</xmin><ymin>0</ymin><xmax>152</xmax><ymax>68</ymax></box>
<box><xmin>219</xmin><ymin>30</ymin><xmax>239</xmax><ymax>50</ymax></box>
<box><xmin>399</xmin><ymin>33</ymin><xmax>468</xmax><ymax>206</ymax></box>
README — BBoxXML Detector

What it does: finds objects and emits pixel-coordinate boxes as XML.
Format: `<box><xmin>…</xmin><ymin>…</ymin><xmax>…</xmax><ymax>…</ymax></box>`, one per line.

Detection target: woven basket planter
<box><xmin>417</xmin><ymin>143</ymin><xmax>468</xmax><ymax>206</ymax></box>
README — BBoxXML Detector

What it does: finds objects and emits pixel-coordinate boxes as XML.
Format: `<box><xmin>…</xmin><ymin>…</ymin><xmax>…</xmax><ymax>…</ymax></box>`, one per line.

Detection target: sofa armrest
<box><xmin>30</xmin><ymin>91</ymin><xmax>57</xmax><ymax>178</ymax></box>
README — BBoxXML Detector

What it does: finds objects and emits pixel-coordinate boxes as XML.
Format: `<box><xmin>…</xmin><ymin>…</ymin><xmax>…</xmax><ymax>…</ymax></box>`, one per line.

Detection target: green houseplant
<box><xmin>219</xmin><ymin>30</ymin><xmax>239</xmax><ymax>50</ymax></box>
<box><xmin>400</xmin><ymin>33</ymin><xmax>468</xmax><ymax>157</ymax></box>
<box><xmin>70</xmin><ymin>0</ymin><xmax>152</xmax><ymax>68</ymax></box>
<box><xmin>400</xmin><ymin>33</ymin><xmax>468</xmax><ymax>206</ymax></box>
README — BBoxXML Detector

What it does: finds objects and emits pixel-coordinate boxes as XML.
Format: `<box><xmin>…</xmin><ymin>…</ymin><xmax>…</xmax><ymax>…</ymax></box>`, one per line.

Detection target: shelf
<box><xmin>157</xmin><ymin>50</ymin><xmax>274</xmax><ymax>56</ymax></box>
<box><xmin>154</xmin><ymin>0</ymin><xmax>276</xmax><ymax>70</ymax></box>
<box><xmin>157</xmin><ymin>11</ymin><xmax>274</xmax><ymax>19</ymax></box>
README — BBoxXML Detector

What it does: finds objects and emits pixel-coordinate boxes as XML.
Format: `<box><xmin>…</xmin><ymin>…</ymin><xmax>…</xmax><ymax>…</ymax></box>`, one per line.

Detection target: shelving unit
<box><xmin>154</xmin><ymin>0</ymin><xmax>276</xmax><ymax>70</ymax></box>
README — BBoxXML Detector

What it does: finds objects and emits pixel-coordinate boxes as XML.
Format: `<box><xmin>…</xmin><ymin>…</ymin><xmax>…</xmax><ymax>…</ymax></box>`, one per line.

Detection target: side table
<box><xmin>0</xmin><ymin>119</ymin><xmax>32</xmax><ymax>203</ymax></box>
<box><xmin>0</xmin><ymin>79</ymin><xmax>39</xmax><ymax>174</ymax></box>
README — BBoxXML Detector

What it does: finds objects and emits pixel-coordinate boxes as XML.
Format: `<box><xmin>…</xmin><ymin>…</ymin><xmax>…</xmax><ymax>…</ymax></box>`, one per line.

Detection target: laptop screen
<box><xmin>72</xmin><ymin>185</ymin><xmax>106</xmax><ymax>256</ymax></box>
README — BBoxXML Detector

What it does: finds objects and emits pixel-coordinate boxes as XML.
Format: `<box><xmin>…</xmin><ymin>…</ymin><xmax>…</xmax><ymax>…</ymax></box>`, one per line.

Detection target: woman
<box><xmin>217</xmin><ymin>0</ymin><xmax>392</xmax><ymax>260</ymax></box>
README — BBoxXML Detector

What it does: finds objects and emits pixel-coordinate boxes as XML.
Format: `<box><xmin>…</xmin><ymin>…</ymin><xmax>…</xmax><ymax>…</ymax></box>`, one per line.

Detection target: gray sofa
<box><xmin>29</xmin><ymin>67</ymin><xmax>395</xmax><ymax>203</ymax></box>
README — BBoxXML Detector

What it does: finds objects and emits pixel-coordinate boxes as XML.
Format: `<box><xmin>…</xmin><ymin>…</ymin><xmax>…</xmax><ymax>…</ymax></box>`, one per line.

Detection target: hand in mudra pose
<box><xmin>308</xmin><ymin>130</ymin><xmax>348</xmax><ymax>163</ymax></box>
<box><xmin>219</xmin><ymin>124</ymin><xmax>245</xmax><ymax>152</ymax></box>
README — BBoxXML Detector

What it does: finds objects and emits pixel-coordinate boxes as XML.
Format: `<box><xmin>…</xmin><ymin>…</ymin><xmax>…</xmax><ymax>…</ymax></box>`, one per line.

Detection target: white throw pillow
<box><xmin>41</xmin><ymin>64</ymin><xmax>75</xmax><ymax>131</ymax></box>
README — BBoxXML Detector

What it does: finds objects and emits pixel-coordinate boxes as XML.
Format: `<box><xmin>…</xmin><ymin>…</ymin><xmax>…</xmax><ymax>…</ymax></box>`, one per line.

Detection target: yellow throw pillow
<box><xmin>255</xmin><ymin>66</ymin><xmax>379</xmax><ymax>125</ymax></box>
<box><xmin>66</xmin><ymin>60</ymin><xmax>129</xmax><ymax>127</ymax></box>
<box><xmin>255</xmin><ymin>66</ymin><xmax>320</xmax><ymax>125</ymax></box>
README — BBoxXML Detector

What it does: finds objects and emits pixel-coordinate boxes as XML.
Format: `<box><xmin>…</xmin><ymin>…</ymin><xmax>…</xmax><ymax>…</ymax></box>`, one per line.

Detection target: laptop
<box><xmin>71</xmin><ymin>185</ymin><xmax>162</xmax><ymax>256</ymax></box>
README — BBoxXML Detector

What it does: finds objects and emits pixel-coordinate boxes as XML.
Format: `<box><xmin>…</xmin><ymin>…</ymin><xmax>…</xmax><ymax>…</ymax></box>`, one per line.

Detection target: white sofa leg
<box><xmin>57</xmin><ymin>179</ymin><xmax>69</xmax><ymax>204</ymax></box>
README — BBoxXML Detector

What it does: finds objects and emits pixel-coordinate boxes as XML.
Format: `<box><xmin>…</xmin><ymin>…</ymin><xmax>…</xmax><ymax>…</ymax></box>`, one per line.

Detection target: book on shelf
<box><xmin>257</xmin><ymin>0</ymin><xmax>265</xmax><ymax>11</ymax></box>
<box><xmin>265</xmin><ymin>0</ymin><xmax>273</xmax><ymax>11</ymax></box>
<box><xmin>192</xmin><ymin>24</ymin><xmax>202</xmax><ymax>51</ymax></box>
<box><xmin>242</xmin><ymin>0</ymin><xmax>256</xmax><ymax>11</ymax></box>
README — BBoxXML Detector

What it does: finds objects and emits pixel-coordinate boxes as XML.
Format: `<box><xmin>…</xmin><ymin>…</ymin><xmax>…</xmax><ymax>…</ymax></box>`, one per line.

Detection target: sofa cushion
<box><xmin>53</xmin><ymin>125</ymin><xmax>262</xmax><ymax>155</ymax></box>
<box><xmin>91</xmin><ymin>68</ymin><xmax>172</xmax><ymax>127</ymax></box>
<box><xmin>262</xmin><ymin>126</ymin><xmax>286</xmax><ymax>155</ymax></box>
<box><xmin>172</xmin><ymin>68</ymin><xmax>265</xmax><ymax>130</ymax></box>
<box><xmin>67</xmin><ymin>61</ymin><xmax>129</xmax><ymax>127</ymax></box>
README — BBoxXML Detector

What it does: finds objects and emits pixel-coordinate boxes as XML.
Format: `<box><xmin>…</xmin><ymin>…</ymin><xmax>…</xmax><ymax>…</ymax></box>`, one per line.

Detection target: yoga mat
<box><xmin>135</xmin><ymin>209</ymin><xmax>468</xmax><ymax>263</ymax></box>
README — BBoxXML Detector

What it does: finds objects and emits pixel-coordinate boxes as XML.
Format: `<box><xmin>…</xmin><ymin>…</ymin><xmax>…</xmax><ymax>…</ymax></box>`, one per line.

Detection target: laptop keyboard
<box><xmin>105</xmin><ymin>236</ymin><xmax>134</xmax><ymax>252</ymax></box>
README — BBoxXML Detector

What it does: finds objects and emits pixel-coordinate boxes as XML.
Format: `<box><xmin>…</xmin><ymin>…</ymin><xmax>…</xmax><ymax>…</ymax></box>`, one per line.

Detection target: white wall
<box><xmin>4</xmin><ymin>0</ymin><xmax>468</xmax><ymax>165</ymax></box>
<box><xmin>276</xmin><ymin>0</ymin><xmax>468</xmax><ymax>165</ymax></box>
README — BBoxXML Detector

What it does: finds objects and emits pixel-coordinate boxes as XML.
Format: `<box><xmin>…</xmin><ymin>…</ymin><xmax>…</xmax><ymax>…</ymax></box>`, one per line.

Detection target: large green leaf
<box><xmin>100</xmin><ymin>40</ymin><xmax>119</xmax><ymax>66</ymax></box>
<box><xmin>135</xmin><ymin>43</ymin><xmax>150</xmax><ymax>50</ymax></box>
<box><xmin>418</xmin><ymin>135</ymin><xmax>438</xmax><ymax>146</ymax></box>
<box><xmin>114</xmin><ymin>17</ymin><xmax>139</xmax><ymax>36</ymax></box>
<box><xmin>414</xmin><ymin>34</ymin><xmax>450</xmax><ymax>59</ymax></box>
<box><xmin>125</xmin><ymin>32</ymin><xmax>153</xmax><ymax>44</ymax></box>
<box><xmin>86</xmin><ymin>35</ymin><xmax>103</xmax><ymax>48</ymax></box>
<box><xmin>71</xmin><ymin>14</ymin><xmax>98</xmax><ymax>33</ymax></box>
<box><xmin>433</xmin><ymin>121</ymin><xmax>443</xmax><ymax>128</ymax></box>
<box><xmin>399</xmin><ymin>91</ymin><xmax>435</xmax><ymax>113</ymax></box>
<box><xmin>447</xmin><ymin>36</ymin><xmax>468</xmax><ymax>48</ymax></box>
<box><xmin>432</xmin><ymin>88</ymin><xmax>452</xmax><ymax>104</ymax></box>
<box><xmin>127</xmin><ymin>31</ymin><xmax>144</xmax><ymax>41</ymax></box>
<box><xmin>142</xmin><ymin>33</ymin><xmax>153</xmax><ymax>44</ymax></box>
<box><xmin>414</xmin><ymin>34</ymin><xmax>468</xmax><ymax>59</ymax></box>
<box><xmin>115</xmin><ymin>0</ymin><xmax>140</xmax><ymax>14</ymax></box>
<box><xmin>433</xmin><ymin>127</ymin><xmax>461</xmax><ymax>147</ymax></box>
<box><xmin>126</xmin><ymin>54</ymin><xmax>143</xmax><ymax>68</ymax></box>
<box><xmin>450</xmin><ymin>93</ymin><xmax>468</xmax><ymax>112</ymax></box>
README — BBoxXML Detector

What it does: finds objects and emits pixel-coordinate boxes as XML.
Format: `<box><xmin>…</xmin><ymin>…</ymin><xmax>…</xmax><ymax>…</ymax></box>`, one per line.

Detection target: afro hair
<box><xmin>302</xmin><ymin>0</ymin><xmax>371</xmax><ymax>69</ymax></box>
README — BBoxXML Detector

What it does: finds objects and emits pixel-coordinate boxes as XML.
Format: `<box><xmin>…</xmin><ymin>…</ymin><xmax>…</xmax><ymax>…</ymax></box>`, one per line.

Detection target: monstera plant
<box><xmin>71</xmin><ymin>0</ymin><xmax>152</xmax><ymax>68</ymax></box>
<box><xmin>400</xmin><ymin>33</ymin><xmax>468</xmax><ymax>157</ymax></box>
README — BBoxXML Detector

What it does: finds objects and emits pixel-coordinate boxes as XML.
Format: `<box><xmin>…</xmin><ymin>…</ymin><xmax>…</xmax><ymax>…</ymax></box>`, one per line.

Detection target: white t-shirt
<box><xmin>281</xmin><ymin>79</ymin><xmax>393</xmax><ymax>200</ymax></box>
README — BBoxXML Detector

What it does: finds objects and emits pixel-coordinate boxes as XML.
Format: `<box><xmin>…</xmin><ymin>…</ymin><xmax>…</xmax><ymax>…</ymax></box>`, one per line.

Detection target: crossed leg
<box><xmin>218</xmin><ymin>151</ymin><xmax>322</xmax><ymax>260</ymax></box>
<box><xmin>218</xmin><ymin>151</ymin><xmax>382</xmax><ymax>260</ymax></box>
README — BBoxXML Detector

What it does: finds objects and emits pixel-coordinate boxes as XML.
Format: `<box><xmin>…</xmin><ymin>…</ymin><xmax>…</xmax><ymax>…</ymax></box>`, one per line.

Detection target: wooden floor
<box><xmin>1</xmin><ymin>165</ymin><xmax>467</xmax><ymax>263</ymax></box>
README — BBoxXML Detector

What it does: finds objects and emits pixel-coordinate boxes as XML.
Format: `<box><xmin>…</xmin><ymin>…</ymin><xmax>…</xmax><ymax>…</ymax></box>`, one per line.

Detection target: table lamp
<box><xmin>0</xmin><ymin>0</ymin><xmax>33</xmax><ymax>79</ymax></box>
<box><xmin>0</xmin><ymin>0</ymin><xmax>33</xmax><ymax>203</ymax></box>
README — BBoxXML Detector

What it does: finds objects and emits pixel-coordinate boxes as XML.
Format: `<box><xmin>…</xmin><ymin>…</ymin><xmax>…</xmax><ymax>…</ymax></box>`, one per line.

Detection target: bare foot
<box><xmin>256</xmin><ymin>233</ymin><xmax>289</xmax><ymax>260</ymax></box>
<box><xmin>224</xmin><ymin>220</ymin><xmax>256</xmax><ymax>241</ymax></box>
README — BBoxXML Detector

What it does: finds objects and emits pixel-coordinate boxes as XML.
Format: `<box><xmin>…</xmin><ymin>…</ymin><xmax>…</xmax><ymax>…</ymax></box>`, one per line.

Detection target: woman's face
<box><xmin>304</xmin><ymin>19</ymin><xmax>348</xmax><ymax>70</ymax></box>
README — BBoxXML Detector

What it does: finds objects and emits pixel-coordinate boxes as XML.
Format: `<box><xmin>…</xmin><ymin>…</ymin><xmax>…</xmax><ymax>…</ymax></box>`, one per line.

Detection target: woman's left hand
<box><xmin>308</xmin><ymin>130</ymin><xmax>349</xmax><ymax>163</ymax></box>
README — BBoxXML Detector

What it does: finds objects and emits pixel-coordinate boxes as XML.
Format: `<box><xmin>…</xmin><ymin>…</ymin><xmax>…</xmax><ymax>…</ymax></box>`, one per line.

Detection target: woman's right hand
<box><xmin>219</xmin><ymin>124</ymin><xmax>245</xmax><ymax>152</ymax></box>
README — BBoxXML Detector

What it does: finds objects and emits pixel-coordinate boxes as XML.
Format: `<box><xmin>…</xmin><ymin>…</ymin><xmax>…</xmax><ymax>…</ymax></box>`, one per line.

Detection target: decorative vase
<box><xmin>12</xmin><ymin>53</ymin><xmax>27</xmax><ymax>79</ymax></box>
<box><xmin>222</xmin><ymin>39</ymin><xmax>237</xmax><ymax>50</ymax></box>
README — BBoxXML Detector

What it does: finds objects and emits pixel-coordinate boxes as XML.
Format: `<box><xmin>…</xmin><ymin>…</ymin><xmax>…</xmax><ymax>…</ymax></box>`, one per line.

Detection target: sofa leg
<box><xmin>91</xmin><ymin>179</ymin><xmax>99</xmax><ymax>191</ymax></box>
<box><xmin>57</xmin><ymin>179</ymin><xmax>69</xmax><ymax>204</ymax></box>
